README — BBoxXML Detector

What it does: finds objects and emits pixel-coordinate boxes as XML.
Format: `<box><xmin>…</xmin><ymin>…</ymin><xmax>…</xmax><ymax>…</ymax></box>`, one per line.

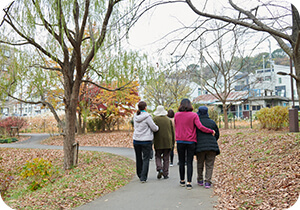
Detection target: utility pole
<box><xmin>200</xmin><ymin>39</ymin><xmax>204</xmax><ymax>96</ymax></box>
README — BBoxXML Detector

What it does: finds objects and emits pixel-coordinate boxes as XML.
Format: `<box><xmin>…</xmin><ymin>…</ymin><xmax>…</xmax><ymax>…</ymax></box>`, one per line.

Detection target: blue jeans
<box><xmin>134</xmin><ymin>143</ymin><xmax>152</xmax><ymax>182</ymax></box>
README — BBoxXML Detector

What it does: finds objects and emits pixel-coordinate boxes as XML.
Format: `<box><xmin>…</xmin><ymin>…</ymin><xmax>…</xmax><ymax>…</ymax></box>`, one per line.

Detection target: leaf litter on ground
<box><xmin>1</xmin><ymin>148</ymin><xmax>135</xmax><ymax>209</ymax></box>
<box><xmin>213</xmin><ymin>128</ymin><xmax>299</xmax><ymax>209</ymax></box>
<box><xmin>2</xmin><ymin>128</ymin><xmax>299</xmax><ymax>209</ymax></box>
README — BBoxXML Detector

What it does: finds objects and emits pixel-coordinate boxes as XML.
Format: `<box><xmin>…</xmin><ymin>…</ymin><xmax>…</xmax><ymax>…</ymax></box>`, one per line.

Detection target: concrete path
<box><xmin>0</xmin><ymin>134</ymin><xmax>217</xmax><ymax>210</ymax></box>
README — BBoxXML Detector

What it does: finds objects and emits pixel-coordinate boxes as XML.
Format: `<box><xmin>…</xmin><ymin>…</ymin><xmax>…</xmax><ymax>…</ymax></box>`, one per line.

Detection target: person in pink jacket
<box><xmin>174</xmin><ymin>99</ymin><xmax>215</xmax><ymax>190</ymax></box>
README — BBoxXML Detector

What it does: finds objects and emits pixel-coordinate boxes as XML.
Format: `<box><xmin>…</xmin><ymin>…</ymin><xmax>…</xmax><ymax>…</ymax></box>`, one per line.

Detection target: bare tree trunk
<box><xmin>63</xmin><ymin>104</ymin><xmax>76</xmax><ymax>169</ymax></box>
<box><xmin>63</xmin><ymin>66</ymin><xmax>81</xmax><ymax>169</ymax></box>
<box><xmin>293</xmin><ymin>49</ymin><xmax>300</xmax><ymax>106</ymax></box>
<box><xmin>77</xmin><ymin>110</ymin><xmax>83</xmax><ymax>134</ymax></box>
<box><xmin>83</xmin><ymin>120</ymin><xmax>87</xmax><ymax>134</ymax></box>
<box><xmin>223</xmin><ymin>103</ymin><xmax>229</xmax><ymax>129</ymax></box>
<box><xmin>100</xmin><ymin>115</ymin><xmax>106</xmax><ymax>132</ymax></box>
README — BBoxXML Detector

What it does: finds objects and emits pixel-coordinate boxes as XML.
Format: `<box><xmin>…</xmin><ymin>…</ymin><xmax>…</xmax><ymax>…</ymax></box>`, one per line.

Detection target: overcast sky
<box><xmin>1</xmin><ymin>0</ymin><xmax>300</xmax><ymax>63</ymax></box>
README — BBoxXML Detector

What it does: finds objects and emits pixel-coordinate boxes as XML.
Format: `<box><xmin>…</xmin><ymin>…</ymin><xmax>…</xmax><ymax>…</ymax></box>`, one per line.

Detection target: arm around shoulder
<box><xmin>195</xmin><ymin>115</ymin><xmax>214</xmax><ymax>134</ymax></box>
<box><xmin>147</xmin><ymin>116</ymin><xmax>159</xmax><ymax>132</ymax></box>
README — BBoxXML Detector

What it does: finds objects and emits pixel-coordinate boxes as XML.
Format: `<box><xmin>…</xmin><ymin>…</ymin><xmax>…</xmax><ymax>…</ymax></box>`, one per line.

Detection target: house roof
<box><xmin>248</xmin><ymin>95</ymin><xmax>290</xmax><ymax>102</ymax></box>
<box><xmin>193</xmin><ymin>91</ymin><xmax>248</xmax><ymax>104</ymax></box>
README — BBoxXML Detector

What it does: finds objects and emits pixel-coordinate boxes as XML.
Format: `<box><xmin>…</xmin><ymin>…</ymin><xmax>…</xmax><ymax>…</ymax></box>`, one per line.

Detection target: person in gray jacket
<box><xmin>133</xmin><ymin>101</ymin><xmax>159</xmax><ymax>183</ymax></box>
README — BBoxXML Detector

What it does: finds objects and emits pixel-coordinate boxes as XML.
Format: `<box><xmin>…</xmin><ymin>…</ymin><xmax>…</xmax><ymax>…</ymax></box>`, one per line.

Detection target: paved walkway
<box><xmin>0</xmin><ymin>134</ymin><xmax>217</xmax><ymax>210</ymax></box>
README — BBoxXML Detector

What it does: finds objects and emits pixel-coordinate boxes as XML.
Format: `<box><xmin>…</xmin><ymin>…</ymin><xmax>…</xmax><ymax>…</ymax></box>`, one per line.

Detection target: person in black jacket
<box><xmin>195</xmin><ymin>106</ymin><xmax>220</xmax><ymax>189</ymax></box>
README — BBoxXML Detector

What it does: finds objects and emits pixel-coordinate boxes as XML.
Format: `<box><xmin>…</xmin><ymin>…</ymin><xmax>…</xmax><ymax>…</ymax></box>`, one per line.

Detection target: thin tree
<box><xmin>189</xmin><ymin>23</ymin><xmax>260</xmax><ymax>129</ymax></box>
<box><xmin>143</xmin><ymin>63</ymin><xmax>192</xmax><ymax>110</ymax></box>
<box><xmin>0</xmin><ymin>0</ymin><xmax>145</xmax><ymax>169</ymax></box>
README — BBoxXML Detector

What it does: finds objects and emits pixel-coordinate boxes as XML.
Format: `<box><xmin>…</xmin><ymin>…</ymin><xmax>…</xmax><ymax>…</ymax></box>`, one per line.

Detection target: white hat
<box><xmin>153</xmin><ymin>105</ymin><xmax>168</xmax><ymax>116</ymax></box>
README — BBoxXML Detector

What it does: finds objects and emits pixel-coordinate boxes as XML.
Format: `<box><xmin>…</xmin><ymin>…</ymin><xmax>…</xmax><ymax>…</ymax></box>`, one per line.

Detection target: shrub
<box><xmin>208</xmin><ymin>107</ymin><xmax>219</xmax><ymax>123</ymax></box>
<box><xmin>20</xmin><ymin>158</ymin><xmax>57</xmax><ymax>191</ymax></box>
<box><xmin>87</xmin><ymin>118</ymin><xmax>96</xmax><ymax>132</ymax></box>
<box><xmin>0</xmin><ymin>137</ymin><xmax>18</xmax><ymax>144</ymax></box>
<box><xmin>0</xmin><ymin>117</ymin><xmax>27</xmax><ymax>134</ymax></box>
<box><xmin>255</xmin><ymin>106</ymin><xmax>289</xmax><ymax>130</ymax></box>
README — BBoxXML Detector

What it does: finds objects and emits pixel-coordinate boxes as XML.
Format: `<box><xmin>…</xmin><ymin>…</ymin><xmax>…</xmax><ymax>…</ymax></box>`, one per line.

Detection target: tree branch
<box><xmin>82</xmin><ymin>79</ymin><xmax>133</xmax><ymax>92</ymax></box>
<box><xmin>2</xmin><ymin>10</ymin><xmax>63</xmax><ymax>67</ymax></box>
<box><xmin>83</xmin><ymin>0</ymin><xmax>116</xmax><ymax>71</ymax></box>
<box><xmin>185</xmin><ymin>0</ymin><xmax>292</xmax><ymax>42</ymax></box>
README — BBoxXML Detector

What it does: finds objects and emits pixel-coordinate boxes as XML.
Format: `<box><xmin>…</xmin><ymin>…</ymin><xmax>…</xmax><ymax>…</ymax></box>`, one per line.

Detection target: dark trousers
<box><xmin>170</xmin><ymin>147</ymin><xmax>174</xmax><ymax>164</ymax></box>
<box><xmin>134</xmin><ymin>143</ymin><xmax>152</xmax><ymax>182</ymax></box>
<box><xmin>177</xmin><ymin>143</ymin><xmax>196</xmax><ymax>183</ymax></box>
<box><xmin>155</xmin><ymin>149</ymin><xmax>171</xmax><ymax>176</ymax></box>
<box><xmin>196</xmin><ymin>151</ymin><xmax>216</xmax><ymax>184</ymax></box>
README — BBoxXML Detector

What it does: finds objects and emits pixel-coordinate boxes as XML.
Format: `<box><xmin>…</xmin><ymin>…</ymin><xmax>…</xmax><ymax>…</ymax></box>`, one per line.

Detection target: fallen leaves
<box><xmin>42</xmin><ymin>131</ymin><xmax>134</xmax><ymax>148</ymax></box>
<box><xmin>1</xmin><ymin>148</ymin><xmax>135</xmax><ymax>209</ymax></box>
<box><xmin>213</xmin><ymin>128</ymin><xmax>300</xmax><ymax>209</ymax></box>
<box><xmin>2</xmin><ymin>129</ymin><xmax>299</xmax><ymax>209</ymax></box>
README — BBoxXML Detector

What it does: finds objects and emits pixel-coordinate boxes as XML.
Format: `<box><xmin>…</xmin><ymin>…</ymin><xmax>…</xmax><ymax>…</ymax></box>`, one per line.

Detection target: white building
<box><xmin>249</xmin><ymin>65</ymin><xmax>298</xmax><ymax>108</ymax></box>
<box><xmin>193</xmin><ymin>64</ymin><xmax>299</xmax><ymax>119</ymax></box>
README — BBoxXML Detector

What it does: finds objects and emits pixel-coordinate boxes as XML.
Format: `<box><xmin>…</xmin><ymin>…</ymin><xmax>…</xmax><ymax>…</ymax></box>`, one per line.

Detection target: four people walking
<box><xmin>132</xmin><ymin>100</ymin><xmax>219</xmax><ymax>190</ymax></box>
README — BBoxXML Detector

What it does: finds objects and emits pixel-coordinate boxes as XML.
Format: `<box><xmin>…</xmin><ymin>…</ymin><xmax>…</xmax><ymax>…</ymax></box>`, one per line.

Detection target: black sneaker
<box><xmin>157</xmin><ymin>170</ymin><xmax>163</xmax><ymax>179</ymax></box>
<box><xmin>180</xmin><ymin>181</ymin><xmax>185</xmax><ymax>187</ymax></box>
<box><xmin>164</xmin><ymin>175</ymin><xmax>169</xmax><ymax>179</ymax></box>
<box><xmin>186</xmin><ymin>184</ymin><xmax>192</xmax><ymax>190</ymax></box>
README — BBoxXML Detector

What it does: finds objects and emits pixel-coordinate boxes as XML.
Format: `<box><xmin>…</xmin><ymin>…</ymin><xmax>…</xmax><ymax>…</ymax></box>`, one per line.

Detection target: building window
<box><xmin>198</xmin><ymin>87</ymin><xmax>201</xmax><ymax>96</ymax></box>
<box><xmin>244</xmin><ymin>104</ymin><xmax>249</xmax><ymax>110</ymax></box>
<box><xmin>265</xmin><ymin>76</ymin><xmax>271</xmax><ymax>81</ymax></box>
<box><xmin>278</xmin><ymin>78</ymin><xmax>282</xmax><ymax>84</ymax></box>
<box><xmin>252</xmin><ymin>105</ymin><xmax>261</xmax><ymax>111</ymax></box>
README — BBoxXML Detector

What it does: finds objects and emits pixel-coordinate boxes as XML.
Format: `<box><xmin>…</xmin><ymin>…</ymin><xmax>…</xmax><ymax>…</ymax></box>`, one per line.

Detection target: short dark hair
<box><xmin>137</xmin><ymin>101</ymin><xmax>147</xmax><ymax>115</ymax></box>
<box><xmin>178</xmin><ymin>98</ymin><xmax>193</xmax><ymax>112</ymax></box>
<box><xmin>167</xmin><ymin>109</ymin><xmax>175</xmax><ymax>118</ymax></box>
